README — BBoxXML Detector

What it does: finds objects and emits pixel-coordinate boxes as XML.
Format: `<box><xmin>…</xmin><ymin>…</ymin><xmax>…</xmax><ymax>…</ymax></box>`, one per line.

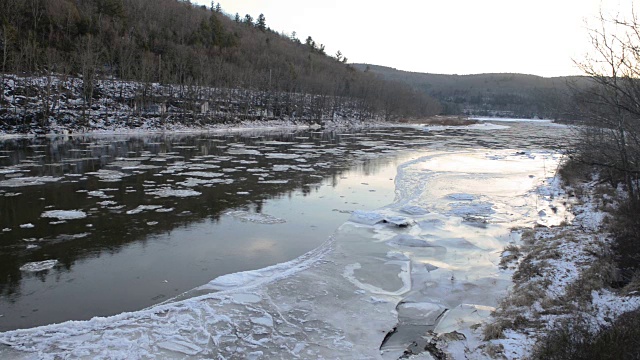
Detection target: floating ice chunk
<box><xmin>267</xmin><ymin>153</ymin><xmax>301</xmax><ymax>159</ymax></box>
<box><xmin>19</xmin><ymin>223</ymin><xmax>34</xmax><ymax>229</ymax></box>
<box><xmin>0</xmin><ymin>176</ymin><xmax>63</xmax><ymax>187</ymax></box>
<box><xmin>237</xmin><ymin>192</ymin><xmax>250</xmax><ymax>195</ymax></box>
<box><xmin>448</xmin><ymin>193</ymin><xmax>476</xmax><ymax>201</ymax></box>
<box><xmin>387</xmin><ymin>235</ymin><xmax>433</xmax><ymax>248</ymax></box>
<box><xmin>349</xmin><ymin>210</ymin><xmax>385</xmax><ymax>225</ymax></box>
<box><xmin>400</xmin><ymin>205</ymin><xmax>429</xmax><ymax>215</ymax></box>
<box><xmin>87</xmin><ymin>191</ymin><xmax>112</xmax><ymax>199</ymax></box>
<box><xmin>433</xmin><ymin>304</ymin><xmax>495</xmax><ymax>335</ymax></box>
<box><xmin>41</xmin><ymin>210</ymin><xmax>87</xmax><ymax>220</ymax></box>
<box><xmin>179</xmin><ymin>171</ymin><xmax>224</xmax><ymax>178</ymax></box>
<box><xmin>228</xmin><ymin>148</ymin><xmax>261</xmax><ymax>156</ymax></box>
<box><xmin>251</xmin><ymin>314</ymin><xmax>274</xmax><ymax>327</ymax></box>
<box><xmin>177</xmin><ymin>177</ymin><xmax>234</xmax><ymax>187</ymax></box>
<box><xmin>397</xmin><ymin>302</ymin><xmax>447</xmax><ymax>326</ymax></box>
<box><xmin>147</xmin><ymin>189</ymin><xmax>202</xmax><ymax>198</ymax></box>
<box><xmin>383</xmin><ymin>216</ymin><xmax>414</xmax><ymax>227</ymax></box>
<box><xmin>86</xmin><ymin>169</ymin><xmax>128</xmax><ymax>182</ymax></box>
<box><xmin>225</xmin><ymin>210</ymin><xmax>286</xmax><ymax>224</ymax></box>
<box><xmin>156</xmin><ymin>340</ymin><xmax>202</xmax><ymax>356</ymax></box>
<box><xmin>19</xmin><ymin>260</ymin><xmax>58</xmax><ymax>272</ymax></box>
<box><xmin>231</xmin><ymin>293</ymin><xmax>262</xmax><ymax>304</ymax></box>
<box><xmin>126</xmin><ymin>205</ymin><xmax>163</xmax><ymax>215</ymax></box>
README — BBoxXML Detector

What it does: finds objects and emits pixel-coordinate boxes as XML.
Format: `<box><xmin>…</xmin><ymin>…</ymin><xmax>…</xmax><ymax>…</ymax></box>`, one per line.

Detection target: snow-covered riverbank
<box><xmin>0</xmin><ymin>74</ymin><xmax>391</xmax><ymax>135</ymax></box>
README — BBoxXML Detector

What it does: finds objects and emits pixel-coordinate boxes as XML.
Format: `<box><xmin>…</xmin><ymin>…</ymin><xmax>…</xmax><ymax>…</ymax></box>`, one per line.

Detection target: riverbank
<box><xmin>444</xmin><ymin>171</ymin><xmax>640</xmax><ymax>359</ymax></box>
<box><xmin>1</xmin><ymin>73</ymin><xmax>397</xmax><ymax>135</ymax></box>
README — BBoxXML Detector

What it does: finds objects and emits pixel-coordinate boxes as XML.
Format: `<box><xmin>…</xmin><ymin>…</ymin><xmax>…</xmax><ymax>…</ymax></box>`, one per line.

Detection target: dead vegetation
<box><xmin>482</xmin><ymin>158</ymin><xmax>640</xmax><ymax>359</ymax></box>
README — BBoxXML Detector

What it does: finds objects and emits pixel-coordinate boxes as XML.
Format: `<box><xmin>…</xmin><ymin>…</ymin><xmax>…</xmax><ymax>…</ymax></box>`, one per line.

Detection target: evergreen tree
<box><xmin>234</xmin><ymin>13</ymin><xmax>241</xmax><ymax>23</ymax></box>
<box><xmin>215</xmin><ymin>3</ymin><xmax>221</xmax><ymax>13</ymax></box>
<box><xmin>244</xmin><ymin>14</ymin><xmax>253</xmax><ymax>25</ymax></box>
<box><xmin>256</xmin><ymin>14</ymin><xmax>266</xmax><ymax>32</ymax></box>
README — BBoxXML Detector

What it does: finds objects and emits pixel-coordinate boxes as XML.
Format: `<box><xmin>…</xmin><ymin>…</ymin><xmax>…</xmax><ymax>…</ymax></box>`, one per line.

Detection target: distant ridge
<box><xmin>352</xmin><ymin>64</ymin><xmax>590</xmax><ymax>119</ymax></box>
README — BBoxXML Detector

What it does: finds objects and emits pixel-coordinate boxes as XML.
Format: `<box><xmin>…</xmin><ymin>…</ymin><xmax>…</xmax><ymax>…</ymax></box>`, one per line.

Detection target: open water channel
<box><xmin>0</xmin><ymin>121</ymin><xmax>572</xmax><ymax>358</ymax></box>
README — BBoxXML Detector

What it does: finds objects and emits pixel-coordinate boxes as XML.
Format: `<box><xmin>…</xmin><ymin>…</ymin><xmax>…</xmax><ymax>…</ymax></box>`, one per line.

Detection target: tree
<box><xmin>234</xmin><ymin>13</ymin><xmax>240</xmax><ymax>23</ymax></box>
<box><xmin>256</xmin><ymin>14</ymin><xmax>266</xmax><ymax>32</ymax></box>
<box><xmin>574</xmin><ymin>9</ymin><xmax>640</xmax><ymax>200</ymax></box>
<box><xmin>335</xmin><ymin>50</ymin><xmax>342</xmax><ymax>62</ymax></box>
<box><xmin>244</xmin><ymin>14</ymin><xmax>253</xmax><ymax>25</ymax></box>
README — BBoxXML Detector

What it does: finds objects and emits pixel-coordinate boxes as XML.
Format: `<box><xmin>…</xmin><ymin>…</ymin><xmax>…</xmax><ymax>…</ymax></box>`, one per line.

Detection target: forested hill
<box><xmin>0</xmin><ymin>0</ymin><xmax>441</xmax><ymax>133</ymax></box>
<box><xmin>352</xmin><ymin>64</ymin><xmax>591</xmax><ymax>119</ymax></box>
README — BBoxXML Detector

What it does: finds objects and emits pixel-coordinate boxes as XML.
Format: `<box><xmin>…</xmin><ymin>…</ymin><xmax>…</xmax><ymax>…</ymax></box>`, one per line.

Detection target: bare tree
<box><xmin>574</xmin><ymin>9</ymin><xmax>640</xmax><ymax>199</ymax></box>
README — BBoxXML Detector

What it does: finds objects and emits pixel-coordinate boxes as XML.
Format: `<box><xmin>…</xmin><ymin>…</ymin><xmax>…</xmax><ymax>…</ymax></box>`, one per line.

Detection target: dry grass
<box><xmin>499</xmin><ymin>244</ymin><xmax>522</xmax><ymax>269</ymax></box>
<box><xmin>531</xmin><ymin>309</ymin><xmax>640</xmax><ymax>360</ymax></box>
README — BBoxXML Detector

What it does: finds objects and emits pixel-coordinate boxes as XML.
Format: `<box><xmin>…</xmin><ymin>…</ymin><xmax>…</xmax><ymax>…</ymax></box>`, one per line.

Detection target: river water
<box><xmin>0</xmin><ymin>121</ymin><xmax>572</xmax><ymax>358</ymax></box>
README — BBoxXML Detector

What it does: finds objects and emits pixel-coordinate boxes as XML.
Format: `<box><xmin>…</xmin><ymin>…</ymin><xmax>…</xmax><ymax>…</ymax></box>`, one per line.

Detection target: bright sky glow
<box><xmin>195</xmin><ymin>0</ymin><xmax>623</xmax><ymax>77</ymax></box>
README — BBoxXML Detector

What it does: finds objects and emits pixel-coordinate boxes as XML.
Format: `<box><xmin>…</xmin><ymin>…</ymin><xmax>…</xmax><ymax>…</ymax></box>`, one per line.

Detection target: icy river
<box><xmin>0</xmin><ymin>120</ymin><xmax>571</xmax><ymax>358</ymax></box>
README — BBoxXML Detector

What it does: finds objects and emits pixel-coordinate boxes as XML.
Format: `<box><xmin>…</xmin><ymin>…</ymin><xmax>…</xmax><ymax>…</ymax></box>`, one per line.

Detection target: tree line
<box><xmin>0</xmin><ymin>0</ymin><xmax>441</xmax><ymax>128</ymax></box>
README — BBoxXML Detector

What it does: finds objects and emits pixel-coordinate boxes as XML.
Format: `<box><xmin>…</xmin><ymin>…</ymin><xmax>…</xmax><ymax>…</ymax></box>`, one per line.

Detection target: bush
<box><xmin>531</xmin><ymin>309</ymin><xmax>640</xmax><ymax>360</ymax></box>
<box><xmin>612</xmin><ymin>198</ymin><xmax>640</xmax><ymax>287</ymax></box>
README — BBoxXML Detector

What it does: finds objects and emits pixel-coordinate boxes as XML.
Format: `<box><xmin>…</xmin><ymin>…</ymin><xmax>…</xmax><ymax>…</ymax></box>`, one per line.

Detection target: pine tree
<box><xmin>256</xmin><ymin>14</ymin><xmax>266</xmax><ymax>32</ymax></box>
<box><xmin>244</xmin><ymin>14</ymin><xmax>253</xmax><ymax>25</ymax></box>
<box><xmin>215</xmin><ymin>3</ymin><xmax>221</xmax><ymax>13</ymax></box>
<box><xmin>234</xmin><ymin>13</ymin><xmax>240</xmax><ymax>23</ymax></box>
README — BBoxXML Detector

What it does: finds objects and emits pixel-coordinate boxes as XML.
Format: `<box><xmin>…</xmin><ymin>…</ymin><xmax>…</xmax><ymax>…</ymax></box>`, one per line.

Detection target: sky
<box><xmin>195</xmin><ymin>0</ymin><xmax>622</xmax><ymax>77</ymax></box>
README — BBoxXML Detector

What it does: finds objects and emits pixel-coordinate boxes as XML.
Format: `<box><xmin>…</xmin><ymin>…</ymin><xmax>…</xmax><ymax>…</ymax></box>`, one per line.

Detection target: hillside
<box><xmin>0</xmin><ymin>0</ymin><xmax>440</xmax><ymax>133</ymax></box>
<box><xmin>352</xmin><ymin>64</ymin><xmax>591</xmax><ymax>119</ymax></box>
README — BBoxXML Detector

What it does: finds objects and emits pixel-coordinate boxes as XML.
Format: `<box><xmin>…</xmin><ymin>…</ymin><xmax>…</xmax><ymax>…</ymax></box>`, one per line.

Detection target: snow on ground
<box><xmin>463</xmin><ymin>176</ymin><xmax>640</xmax><ymax>359</ymax></box>
<box><xmin>0</xmin><ymin>149</ymin><xmax>570</xmax><ymax>359</ymax></box>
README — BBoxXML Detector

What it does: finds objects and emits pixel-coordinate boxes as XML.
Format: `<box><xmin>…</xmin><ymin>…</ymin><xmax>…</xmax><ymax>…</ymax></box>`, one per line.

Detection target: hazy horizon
<box><xmin>198</xmin><ymin>0</ymin><xmax>626</xmax><ymax>78</ymax></box>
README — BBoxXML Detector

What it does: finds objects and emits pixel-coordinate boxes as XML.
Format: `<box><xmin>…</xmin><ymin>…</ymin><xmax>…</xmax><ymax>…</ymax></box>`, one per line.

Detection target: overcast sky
<box><xmin>195</xmin><ymin>0</ymin><xmax>619</xmax><ymax>77</ymax></box>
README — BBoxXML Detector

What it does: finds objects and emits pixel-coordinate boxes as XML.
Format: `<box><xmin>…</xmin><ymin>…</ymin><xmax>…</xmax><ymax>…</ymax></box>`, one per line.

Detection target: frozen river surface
<box><xmin>0</xmin><ymin>121</ymin><xmax>571</xmax><ymax>358</ymax></box>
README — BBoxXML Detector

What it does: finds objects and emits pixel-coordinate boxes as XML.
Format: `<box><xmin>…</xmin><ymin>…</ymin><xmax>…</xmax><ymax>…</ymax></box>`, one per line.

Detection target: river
<box><xmin>0</xmin><ymin>120</ymin><xmax>572</xmax><ymax>359</ymax></box>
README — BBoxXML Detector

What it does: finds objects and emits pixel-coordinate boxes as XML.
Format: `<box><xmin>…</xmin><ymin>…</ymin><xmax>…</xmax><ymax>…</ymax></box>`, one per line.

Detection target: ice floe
<box><xmin>146</xmin><ymin>188</ymin><xmax>202</xmax><ymax>198</ymax></box>
<box><xmin>41</xmin><ymin>210</ymin><xmax>87</xmax><ymax>220</ymax></box>
<box><xmin>19</xmin><ymin>260</ymin><xmax>58</xmax><ymax>272</ymax></box>
<box><xmin>224</xmin><ymin>210</ymin><xmax>286</xmax><ymax>225</ymax></box>
<box><xmin>0</xmin><ymin>176</ymin><xmax>63</xmax><ymax>187</ymax></box>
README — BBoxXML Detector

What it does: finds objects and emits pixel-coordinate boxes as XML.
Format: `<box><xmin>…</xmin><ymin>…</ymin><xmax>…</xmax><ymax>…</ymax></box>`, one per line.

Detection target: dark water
<box><xmin>0</xmin><ymin>122</ymin><xmax>571</xmax><ymax>331</ymax></box>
